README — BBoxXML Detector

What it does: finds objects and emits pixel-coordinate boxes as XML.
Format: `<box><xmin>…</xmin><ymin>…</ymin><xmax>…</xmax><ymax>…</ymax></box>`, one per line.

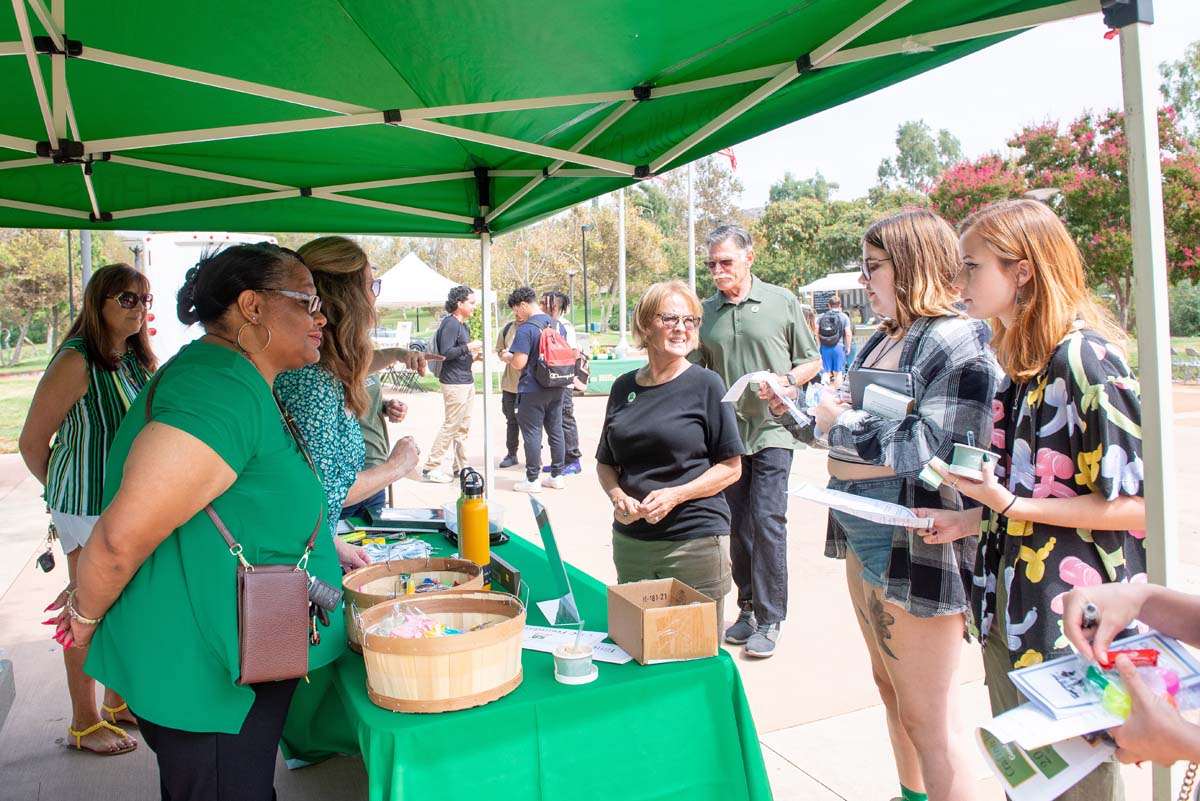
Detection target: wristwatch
<box><xmin>785</xmin><ymin>373</ymin><xmax>797</xmax><ymax>387</ymax></box>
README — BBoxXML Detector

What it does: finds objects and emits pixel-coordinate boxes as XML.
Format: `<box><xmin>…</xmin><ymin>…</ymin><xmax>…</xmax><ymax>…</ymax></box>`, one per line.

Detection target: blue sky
<box><xmin>731</xmin><ymin>1</ymin><xmax>1200</xmax><ymax>206</ymax></box>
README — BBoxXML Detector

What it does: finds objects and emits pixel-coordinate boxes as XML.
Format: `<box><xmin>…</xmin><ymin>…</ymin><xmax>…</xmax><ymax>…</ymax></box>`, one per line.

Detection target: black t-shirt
<box><xmin>435</xmin><ymin>316</ymin><xmax>473</xmax><ymax>385</ymax></box>
<box><xmin>596</xmin><ymin>364</ymin><xmax>745</xmax><ymax>541</ymax></box>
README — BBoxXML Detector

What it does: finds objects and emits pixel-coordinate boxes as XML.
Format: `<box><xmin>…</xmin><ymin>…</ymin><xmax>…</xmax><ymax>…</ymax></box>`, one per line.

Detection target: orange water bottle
<box><xmin>460</xmin><ymin>470</ymin><xmax>490</xmax><ymax>588</ymax></box>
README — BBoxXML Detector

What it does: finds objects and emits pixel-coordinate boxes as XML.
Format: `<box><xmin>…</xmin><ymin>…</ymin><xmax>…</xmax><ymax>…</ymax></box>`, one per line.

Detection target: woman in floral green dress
<box><xmin>915</xmin><ymin>199</ymin><xmax>1144</xmax><ymax>801</ymax></box>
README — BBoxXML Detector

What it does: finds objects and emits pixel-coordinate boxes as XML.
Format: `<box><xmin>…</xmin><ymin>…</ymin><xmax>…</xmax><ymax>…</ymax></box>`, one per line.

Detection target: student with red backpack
<box><xmin>503</xmin><ymin>287</ymin><xmax>574</xmax><ymax>492</ymax></box>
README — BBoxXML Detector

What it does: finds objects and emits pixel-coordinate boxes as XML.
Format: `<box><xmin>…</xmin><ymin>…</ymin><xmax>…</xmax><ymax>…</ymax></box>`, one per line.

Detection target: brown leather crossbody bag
<box><xmin>144</xmin><ymin>366</ymin><xmax>321</xmax><ymax>685</ymax></box>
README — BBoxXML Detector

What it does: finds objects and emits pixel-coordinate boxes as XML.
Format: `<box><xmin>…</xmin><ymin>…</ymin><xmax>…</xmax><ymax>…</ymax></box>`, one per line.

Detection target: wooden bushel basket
<box><xmin>358</xmin><ymin>590</ymin><xmax>526</xmax><ymax>713</ymax></box>
<box><xmin>342</xmin><ymin>558</ymin><xmax>484</xmax><ymax>653</ymax></box>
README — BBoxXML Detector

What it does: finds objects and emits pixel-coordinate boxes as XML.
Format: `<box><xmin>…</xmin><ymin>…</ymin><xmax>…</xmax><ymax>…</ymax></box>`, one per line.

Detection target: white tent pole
<box><xmin>108</xmin><ymin>155</ymin><xmax>294</xmax><ymax>190</ymax></box>
<box><xmin>0</xmin><ymin>197</ymin><xmax>89</xmax><ymax>219</ymax></box>
<box><xmin>81</xmin><ymin>165</ymin><xmax>102</xmax><ymax>218</ymax></box>
<box><xmin>49</xmin><ymin>0</ymin><xmax>65</xmax><ymax>139</ymax></box>
<box><xmin>1117</xmin><ymin>19</ymin><xmax>1176</xmax><ymax>801</ymax></box>
<box><xmin>312</xmin><ymin>192</ymin><xmax>476</xmax><ymax>225</ymax></box>
<box><xmin>0</xmin><ymin>133</ymin><xmax>38</xmax><ymax>152</ymax></box>
<box><xmin>83</xmin><ymin>48</ymin><xmax>373</xmax><ymax>114</ymax></box>
<box><xmin>617</xmin><ymin>188</ymin><xmax>628</xmax><ymax>354</ymax></box>
<box><xmin>84</xmin><ymin>112</ymin><xmax>380</xmax><ymax>154</ymax></box>
<box><xmin>396</xmin><ymin>118</ymin><xmax>636</xmax><ymax>176</ymax></box>
<box><xmin>687</xmin><ymin>163</ymin><xmax>696</xmax><ymax>291</ymax></box>
<box><xmin>823</xmin><ymin>0</ymin><xmax>1096</xmax><ymax>68</ymax></box>
<box><xmin>810</xmin><ymin>0</ymin><xmax>911</xmax><ymax>66</ymax></box>
<box><xmin>0</xmin><ymin>157</ymin><xmax>44</xmax><ymax>170</ymax></box>
<box><xmin>321</xmin><ymin>171</ymin><xmax>476</xmax><ymax>193</ymax></box>
<box><xmin>26</xmin><ymin>0</ymin><xmax>60</xmax><ymax>46</ymax></box>
<box><xmin>0</xmin><ymin>41</ymin><xmax>24</xmax><ymax>56</ymax></box>
<box><xmin>479</xmin><ymin>228</ymin><xmax>496</xmax><ymax>499</ymax></box>
<box><xmin>11</xmin><ymin>0</ymin><xmax>56</xmax><ymax>142</ymax></box>
<box><xmin>487</xmin><ymin>100</ymin><xmax>636</xmax><ymax>224</ymax></box>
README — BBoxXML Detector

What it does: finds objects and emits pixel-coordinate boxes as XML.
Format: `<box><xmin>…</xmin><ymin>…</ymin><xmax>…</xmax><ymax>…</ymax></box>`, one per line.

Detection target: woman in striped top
<box><xmin>20</xmin><ymin>263</ymin><xmax>155</xmax><ymax>756</ymax></box>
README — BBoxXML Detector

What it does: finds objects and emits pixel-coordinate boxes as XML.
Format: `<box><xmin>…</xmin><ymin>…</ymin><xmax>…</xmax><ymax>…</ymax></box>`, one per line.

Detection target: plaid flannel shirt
<box><xmin>780</xmin><ymin>314</ymin><xmax>1000</xmax><ymax>617</ymax></box>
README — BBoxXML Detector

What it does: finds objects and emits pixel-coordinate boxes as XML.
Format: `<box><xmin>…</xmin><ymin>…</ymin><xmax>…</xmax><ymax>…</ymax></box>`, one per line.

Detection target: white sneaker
<box><xmin>422</xmin><ymin>469</ymin><xmax>454</xmax><ymax>483</ymax></box>
<box><xmin>541</xmin><ymin>475</ymin><xmax>566</xmax><ymax>490</ymax></box>
<box><xmin>513</xmin><ymin>479</ymin><xmax>543</xmax><ymax>493</ymax></box>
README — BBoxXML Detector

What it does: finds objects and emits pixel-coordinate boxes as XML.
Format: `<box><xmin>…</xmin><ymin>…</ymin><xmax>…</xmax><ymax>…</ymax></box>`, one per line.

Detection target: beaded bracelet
<box><xmin>66</xmin><ymin>589</ymin><xmax>103</xmax><ymax>626</ymax></box>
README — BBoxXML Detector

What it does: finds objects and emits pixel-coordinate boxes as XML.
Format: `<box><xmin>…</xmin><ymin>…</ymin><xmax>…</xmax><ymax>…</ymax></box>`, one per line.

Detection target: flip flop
<box><xmin>66</xmin><ymin>720</ymin><xmax>138</xmax><ymax>756</ymax></box>
<box><xmin>101</xmin><ymin>702</ymin><xmax>138</xmax><ymax>727</ymax></box>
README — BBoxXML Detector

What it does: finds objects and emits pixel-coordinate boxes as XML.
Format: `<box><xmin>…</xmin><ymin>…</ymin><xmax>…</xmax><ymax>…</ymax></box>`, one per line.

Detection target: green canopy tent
<box><xmin>0</xmin><ymin>2</ymin><xmax>1178</xmax><ymax>714</ymax></box>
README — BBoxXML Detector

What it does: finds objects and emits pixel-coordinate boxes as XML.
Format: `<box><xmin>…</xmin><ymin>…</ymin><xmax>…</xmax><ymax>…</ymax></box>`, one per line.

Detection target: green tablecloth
<box><xmin>585</xmin><ymin>357</ymin><xmax>647</xmax><ymax>395</ymax></box>
<box><xmin>283</xmin><ymin>530</ymin><xmax>771</xmax><ymax>801</ymax></box>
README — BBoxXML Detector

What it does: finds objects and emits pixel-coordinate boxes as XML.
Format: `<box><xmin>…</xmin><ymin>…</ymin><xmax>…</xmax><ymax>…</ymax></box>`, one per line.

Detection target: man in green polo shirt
<box><xmin>692</xmin><ymin>224</ymin><xmax>820</xmax><ymax>658</ymax></box>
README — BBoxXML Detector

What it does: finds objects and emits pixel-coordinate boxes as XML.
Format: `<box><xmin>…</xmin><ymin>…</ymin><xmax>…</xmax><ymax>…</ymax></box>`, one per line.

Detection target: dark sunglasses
<box><xmin>656</xmin><ymin>312</ymin><xmax>702</xmax><ymax>330</ymax></box>
<box><xmin>256</xmin><ymin>288</ymin><xmax>323</xmax><ymax>315</ymax></box>
<box><xmin>109</xmin><ymin>291</ymin><xmax>153</xmax><ymax>310</ymax></box>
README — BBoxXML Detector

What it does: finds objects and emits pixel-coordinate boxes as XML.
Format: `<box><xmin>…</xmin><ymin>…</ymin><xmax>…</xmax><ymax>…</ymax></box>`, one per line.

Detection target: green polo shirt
<box><xmin>359</xmin><ymin>375</ymin><xmax>387</xmax><ymax>469</ymax></box>
<box><xmin>692</xmin><ymin>276</ymin><xmax>819</xmax><ymax>454</ymax></box>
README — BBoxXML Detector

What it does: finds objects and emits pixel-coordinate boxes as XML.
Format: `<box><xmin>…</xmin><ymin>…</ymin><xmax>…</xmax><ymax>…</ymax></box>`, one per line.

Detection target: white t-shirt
<box><xmin>554</xmin><ymin>317</ymin><xmax>578</xmax><ymax>350</ymax></box>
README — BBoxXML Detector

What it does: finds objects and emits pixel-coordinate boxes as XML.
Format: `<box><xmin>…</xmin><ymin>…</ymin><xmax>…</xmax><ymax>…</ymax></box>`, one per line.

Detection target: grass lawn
<box><xmin>0</xmin><ymin>376</ymin><xmax>37</xmax><ymax>453</ymax></box>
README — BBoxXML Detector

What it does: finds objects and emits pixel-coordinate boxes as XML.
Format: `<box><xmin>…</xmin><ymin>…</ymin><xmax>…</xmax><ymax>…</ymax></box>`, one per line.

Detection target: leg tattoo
<box><xmin>869</xmin><ymin>593</ymin><xmax>898</xmax><ymax>660</ymax></box>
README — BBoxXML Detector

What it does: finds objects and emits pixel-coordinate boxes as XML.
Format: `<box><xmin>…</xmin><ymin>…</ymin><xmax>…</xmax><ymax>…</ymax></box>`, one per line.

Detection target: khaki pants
<box><xmin>612</xmin><ymin>530</ymin><xmax>731</xmax><ymax>641</ymax></box>
<box><xmin>983</xmin><ymin>562</ymin><xmax>1125</xmax><ymax>801</ymax></box>
<box><xmin>425</xmin><ymin>383</ymin><xmax>474</xmax><ymax>473</ymax></box>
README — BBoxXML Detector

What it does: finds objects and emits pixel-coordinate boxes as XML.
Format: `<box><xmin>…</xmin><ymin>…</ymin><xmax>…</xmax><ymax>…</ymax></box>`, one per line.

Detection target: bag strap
<box><xmin>143</xmin><ymin>358</ymin><xmax>322</xmax><ymax>570</ymax></box>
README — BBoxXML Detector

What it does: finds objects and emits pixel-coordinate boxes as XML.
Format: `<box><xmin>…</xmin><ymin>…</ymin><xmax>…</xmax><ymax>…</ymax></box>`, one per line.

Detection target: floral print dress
<box><xmin>972</xmin><ymin>327</ymin><xmax>1146</xmax><ymax>669</ymax></box>
<box><xmin>274</xmin><ymin>363</ymin><xmax>366</xmax><ymax>535</ymax></box>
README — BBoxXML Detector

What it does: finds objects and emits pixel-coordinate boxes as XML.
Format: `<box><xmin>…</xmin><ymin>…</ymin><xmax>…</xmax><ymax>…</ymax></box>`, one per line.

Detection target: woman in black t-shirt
<box><xmin>596</xmin><ymin>281</ymin><xmax>745</xmax><ymax>635</ymax></box>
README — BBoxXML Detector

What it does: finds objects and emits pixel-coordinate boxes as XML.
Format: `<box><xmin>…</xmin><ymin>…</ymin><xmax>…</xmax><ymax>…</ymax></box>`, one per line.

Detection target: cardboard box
<box><xmin>607</xmin><ymin>579</ymin><xmax>717</xmax><ymax>665</ymax></box>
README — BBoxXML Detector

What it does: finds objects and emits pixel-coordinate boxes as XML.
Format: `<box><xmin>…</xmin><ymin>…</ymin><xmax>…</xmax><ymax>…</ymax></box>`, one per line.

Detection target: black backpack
<box><xmin>817</xmin><ymin>310</ymin><xmax>845</xmax><ymax>346</ymax></box>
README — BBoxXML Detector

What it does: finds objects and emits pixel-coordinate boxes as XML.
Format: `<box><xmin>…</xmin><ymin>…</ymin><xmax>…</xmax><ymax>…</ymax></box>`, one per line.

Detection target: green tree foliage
<box><xmin>929</xmin><ymin>154</ymin><xmax>1027</xmax><ymax>224</ymax></box>
<box><xmin>768</xmin><ymin>171</ymin><xmax>839</xmax><ymax>203</ymax></box>
<box><xmin>1168</xmin><ymin>279</ymin><xmax>1200</xmax><ymax>336</ymax></box>
<box><xmin>1161</xmin><ymin>41</ymin><xmax>1200</xmax><ymax>139</ymax></box>
<box><xmin>0</xmin><ymin>229</ymin><xmax>69</xmax><ymax>365</ymax></box>
<box><xmin>1008</xmin><ymin>109</ymin><xmax>1200</xmax><ymax>328</ymax></box>
<box><xmin>877</xmin><ymin>120</ymin><xmax>963</xmax><ymax>190</ymax></box>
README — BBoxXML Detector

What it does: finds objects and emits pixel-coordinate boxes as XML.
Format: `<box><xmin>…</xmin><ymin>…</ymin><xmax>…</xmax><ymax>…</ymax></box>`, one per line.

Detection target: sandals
<box><xmin>102</xmin><ymin>701</ymin><xmax>137</xmax><ymax>727</ymax></box>
<box><xmin>66</xmin><ymin>720</ymin><xmax>138</xmax><ymax>755</ymax></box>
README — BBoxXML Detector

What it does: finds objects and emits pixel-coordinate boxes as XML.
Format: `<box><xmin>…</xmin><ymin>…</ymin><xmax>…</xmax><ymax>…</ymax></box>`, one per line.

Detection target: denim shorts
<box><xmin>828</xmin><ymin>476</ymin><xmax>904</xmax><ymax>588</ymax></box>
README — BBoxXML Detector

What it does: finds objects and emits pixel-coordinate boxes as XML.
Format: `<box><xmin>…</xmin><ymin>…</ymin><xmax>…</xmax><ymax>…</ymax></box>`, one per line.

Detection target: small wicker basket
<box><xmin>358</xmin><ymin>590</ymin><xmax>526</xmax><ymax>713</ymax></box>
<box><xmin>342</xmin><ymin>558</ymin><xmax>484</xmax><ymax>652</ymax></box>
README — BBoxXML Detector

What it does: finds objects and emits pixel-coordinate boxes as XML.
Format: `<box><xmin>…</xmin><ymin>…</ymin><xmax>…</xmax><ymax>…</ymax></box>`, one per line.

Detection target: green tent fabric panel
<box><xmin>0</xmin><ymin>161</ymin><xmax>91</xmax><ymax>210</ymax></box>
<box><xmin>0</xmin><ymin>1</ymin><xmax>1091</xmax><ymax>234</ymax></box>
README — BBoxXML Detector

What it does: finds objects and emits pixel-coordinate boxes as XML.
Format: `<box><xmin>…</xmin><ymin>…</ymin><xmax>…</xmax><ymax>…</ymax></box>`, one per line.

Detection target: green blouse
<box><xmin>85</xmin><ymin>341</ymin><xmax>346</xmax><ymax>734</ymax></box>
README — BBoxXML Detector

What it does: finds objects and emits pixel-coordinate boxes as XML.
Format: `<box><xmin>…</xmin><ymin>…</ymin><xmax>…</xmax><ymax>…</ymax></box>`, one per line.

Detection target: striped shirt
<box><xmin>45</xmin><ymin>338</ymin><xmax>153</xmax><ymax>515</ymax></box>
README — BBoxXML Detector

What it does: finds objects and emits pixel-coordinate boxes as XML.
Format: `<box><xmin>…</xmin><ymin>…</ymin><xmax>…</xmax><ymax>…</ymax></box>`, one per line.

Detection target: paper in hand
<box><xmin>788</xmin><ymin>482</ymin><xmax>933</xmax><ymax>528</ymax></box>
<box><xmin>722</xmin><ymin>370</ymin><xmax>810</xmax><ymax>427</ymax></box>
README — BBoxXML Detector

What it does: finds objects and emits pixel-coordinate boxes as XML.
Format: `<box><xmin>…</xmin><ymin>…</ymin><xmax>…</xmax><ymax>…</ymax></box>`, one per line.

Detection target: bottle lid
<box><xmin>463</xmin><ymin>470</ymin><xmax>484</xmax><ymax>498</ymax></box>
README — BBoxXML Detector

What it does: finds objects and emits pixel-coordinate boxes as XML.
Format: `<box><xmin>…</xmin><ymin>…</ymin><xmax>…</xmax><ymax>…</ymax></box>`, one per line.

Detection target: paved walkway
<box><xmin>3</xmin><ymin>383</ymin><xmax>1199</xmax><ymax>799</ymax></box>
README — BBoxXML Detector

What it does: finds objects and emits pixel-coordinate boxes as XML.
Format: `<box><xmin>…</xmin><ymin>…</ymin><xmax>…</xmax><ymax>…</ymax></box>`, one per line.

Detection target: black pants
<box><xmin>137</xmin><ymin>678</ymin><xmax>299</xmax><ymax>801</ymax></box>
<box><xmin>561</xmin><ymin>387</ymin><xmax>581</xmax><ymax>462</ymax></box>
<box><xmin>516</xmin><ymin>388</ymin><xmax>564</xmax><ymax>482</ymax></box>
<box><xmin>501</xmin><ymin>390</ymin><xmax>520</xmax><ymax>458</ymax></box>
<box><xmin>723</xmin><ymin>448</ymin><xmax>794</xmax><ymax>625</ymax></box>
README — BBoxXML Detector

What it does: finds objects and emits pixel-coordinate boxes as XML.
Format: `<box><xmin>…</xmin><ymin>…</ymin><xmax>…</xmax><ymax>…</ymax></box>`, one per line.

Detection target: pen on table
<box><xmin>1082</xmin><ymin>601</ymin><xmax>1099</xmax><ymax>629</ymax></box>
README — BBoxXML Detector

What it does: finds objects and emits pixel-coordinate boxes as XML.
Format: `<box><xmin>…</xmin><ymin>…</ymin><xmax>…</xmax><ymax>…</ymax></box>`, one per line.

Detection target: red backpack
<box><xmin>533</xmin><ymin>319</ymin><xmax>575</xmax><ymax>388</ymax></box>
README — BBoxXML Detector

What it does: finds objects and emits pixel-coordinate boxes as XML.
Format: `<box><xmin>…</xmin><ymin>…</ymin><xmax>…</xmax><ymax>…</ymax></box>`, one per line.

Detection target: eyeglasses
<box><xmin>109</xmin><ymin>291</ymin><xmax>153</xmax><ymax>310</ymax></box>
<box><xmin>656</xmin><ymin>313</ymin><xmax>702</xmax><ymax>330</ymax></box>
<box><xmin>704</xmin><ymin>258</ymin><xmax>736</xmax><ymax>272</ymax></box>
<box><xmin>369</xmin><ymin>278</ymin><xmax>382</xmax><ymax>298</ymax></box>
<box><xmin>860</xmin><ymin>258</ymin><xmax>892</xmax><ymax>281</ymax></box>
<box><xmin>257</xmin><ymin>288</ymin><xmax>323</xmax><ymax>315</ymax></box>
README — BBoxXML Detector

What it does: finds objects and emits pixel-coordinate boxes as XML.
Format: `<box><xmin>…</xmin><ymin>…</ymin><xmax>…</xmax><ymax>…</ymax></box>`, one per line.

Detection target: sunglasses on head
<box><xmin>109</xmin><ymin>291</ymin><xmax>153</xmax><ymax>310</ymax></box>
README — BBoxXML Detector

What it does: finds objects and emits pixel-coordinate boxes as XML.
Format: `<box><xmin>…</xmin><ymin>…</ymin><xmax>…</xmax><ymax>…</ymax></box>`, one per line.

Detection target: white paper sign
<box><xmin>722</xmin><ymin>370</ymin><xmax>810</xmax><ymax>427</ymax></box>
<box><xmin>788</xmin><ymin>483</ymin><xmax>933</xmax><ymax>528</ymax></box>
<box><xmin>975</xmin><ymin>727</ymin><xmax>1114</xmax><ymax>801</ymax></box>
<box><xmin>521</xmin><ymin>625</ymin><xmax>634</xmax><ymax>664</ymax></box>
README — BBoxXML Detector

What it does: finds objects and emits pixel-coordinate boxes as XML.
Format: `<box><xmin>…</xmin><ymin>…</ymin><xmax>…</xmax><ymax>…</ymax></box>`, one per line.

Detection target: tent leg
<box><xmin>480</xmin><ymin>230</ymin><xmax>495</xmax><ymax>499</ymax></box>
<box><xmin>1119</xmin><ymin>19</ymin><xmax>1176</xmax><ymax>801</ymax></box>
<box><xmin>617</xmin><ymin>188</ymin><xmax>628</xmax><ymax>354</ymax></box>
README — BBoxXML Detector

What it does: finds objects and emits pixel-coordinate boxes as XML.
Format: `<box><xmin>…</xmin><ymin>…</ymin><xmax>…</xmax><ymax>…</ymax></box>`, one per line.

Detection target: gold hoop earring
<box><xmin>236</xmin><ymin>320</ymin><xmax>272</xmax><ymax>354</ymax></box>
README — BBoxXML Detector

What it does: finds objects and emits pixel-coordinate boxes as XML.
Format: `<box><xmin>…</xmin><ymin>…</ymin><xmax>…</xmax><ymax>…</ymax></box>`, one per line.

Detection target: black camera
<box><xmin>307</xmin><ymin>574</ymin><xmax>342</xmax><ymax>613</ymax></box>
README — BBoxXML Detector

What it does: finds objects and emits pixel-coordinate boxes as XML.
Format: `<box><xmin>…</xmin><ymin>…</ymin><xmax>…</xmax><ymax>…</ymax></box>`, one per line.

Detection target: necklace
<box><xmin>865</xmin><ymin>333</ymin><xmax>904</xmax><ymax>368</ymax></box>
